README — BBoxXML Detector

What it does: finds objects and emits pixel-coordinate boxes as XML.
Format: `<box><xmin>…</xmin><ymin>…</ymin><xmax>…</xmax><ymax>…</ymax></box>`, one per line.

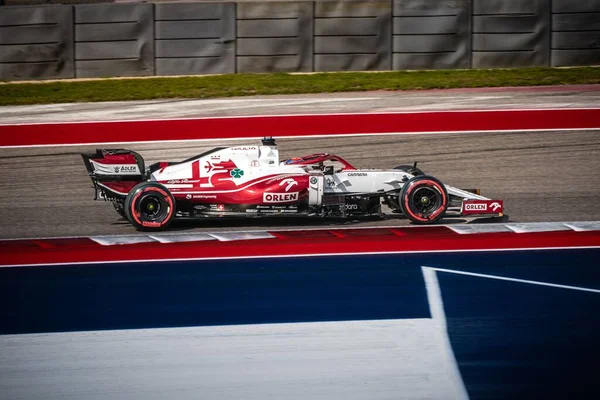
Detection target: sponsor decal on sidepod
<box><xmin>279</xmin><ymin>178</ymin><xmax>299</xmax><ymax>192</ymax></box>
<box><xmin>263</xmin><ymin>192</ymin><xmax>299</xmax><ymax>203</ymax></box>
<box><xmin>347</xmin><ymin>172</ymin><xmax>368</xmax><ymax>177</ymax></box>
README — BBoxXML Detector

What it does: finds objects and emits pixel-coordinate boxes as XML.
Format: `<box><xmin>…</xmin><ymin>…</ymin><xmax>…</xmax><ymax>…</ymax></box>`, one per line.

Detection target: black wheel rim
<box><xmin>137</xmin><ymin>193</ymin><xmax>169</xmax><ymax>222</ymax></box>
<box><xmin>410</xmin><ymin>186</ymin><xmax>440</xmax><ymax>216</ymax></box>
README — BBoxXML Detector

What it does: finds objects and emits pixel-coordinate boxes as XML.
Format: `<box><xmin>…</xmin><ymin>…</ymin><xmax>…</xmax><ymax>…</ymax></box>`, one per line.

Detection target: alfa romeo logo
<box><xmin>230</xmin><ymin>168</ymin><xmax>244</xmax><ymax>179</ymax></box>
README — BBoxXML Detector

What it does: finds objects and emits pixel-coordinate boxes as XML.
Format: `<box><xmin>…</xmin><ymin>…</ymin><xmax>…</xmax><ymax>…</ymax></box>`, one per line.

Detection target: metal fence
<box><xmin>1</xmin><ymin>0</ymin><xmax>599</xmax><ymax>80</ymax></box>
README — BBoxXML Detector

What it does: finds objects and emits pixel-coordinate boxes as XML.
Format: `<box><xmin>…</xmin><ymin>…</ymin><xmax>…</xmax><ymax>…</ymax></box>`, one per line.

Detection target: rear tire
<box><xmin>124</xmin><ymin>182</ymin><xmax>175</xmax><ymax>231</ymax></box>
<box><xmin>400</xmin><ymin>176</ymin><xmax>448</xmax><ymax>224</ymax></box>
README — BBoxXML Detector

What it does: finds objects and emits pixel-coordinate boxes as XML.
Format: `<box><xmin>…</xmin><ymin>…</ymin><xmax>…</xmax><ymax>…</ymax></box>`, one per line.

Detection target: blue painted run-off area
<box><xmin>1</xmin><ymin>248</ymin><xmax>599</xmax><ymax>399</ymax></box>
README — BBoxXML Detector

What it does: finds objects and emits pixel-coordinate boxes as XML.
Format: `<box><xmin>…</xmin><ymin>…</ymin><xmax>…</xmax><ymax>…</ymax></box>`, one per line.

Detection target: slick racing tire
<box><xmin>394</xmin><ymin>164</ymin><xmax>424</xmax><ymax>176</ymax></box>
<box><xmin>124</xmin><ymin>182</ymin><xmax>176</xmax><ymax>231</ymax></box>
<box><xmin>400</xmin><ymin>175</ymin><xmax>448</xmax><ymax>225</ymax></box>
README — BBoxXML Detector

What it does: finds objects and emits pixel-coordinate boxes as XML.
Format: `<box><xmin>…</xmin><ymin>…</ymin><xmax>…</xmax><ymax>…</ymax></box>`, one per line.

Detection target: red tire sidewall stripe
<box><xmin>130</xmin><ymin>186</ymin><xmax>174</xmax><ymax>227</ymax></box>
<box><xmin>403</xmin><ymin>179</ymin><xmax>447</xmax><ymax>222</ymax></box>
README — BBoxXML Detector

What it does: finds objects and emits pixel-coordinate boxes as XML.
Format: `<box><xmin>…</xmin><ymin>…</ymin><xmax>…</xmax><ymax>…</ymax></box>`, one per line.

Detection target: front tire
<box><xmin>400</xmin><ymin>176</ymin><xmax>448</xmax><ymax>224</ymax></box>
<box><xmin>124</xmin><ymin>182</ymin><xmax>175</xmax><ymax>231</ymax></box>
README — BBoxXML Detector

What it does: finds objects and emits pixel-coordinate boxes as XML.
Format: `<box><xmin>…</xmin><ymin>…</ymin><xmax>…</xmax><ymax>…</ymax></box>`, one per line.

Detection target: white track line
<box><xmin>422</xmin><ymin>267</ymin><xmax>470</xmax><ymax>400</ymax></box>
<box><xmin>428</xmin><ymin>267</ymin><xmax>600</xmax><ymax>294</ymax></box>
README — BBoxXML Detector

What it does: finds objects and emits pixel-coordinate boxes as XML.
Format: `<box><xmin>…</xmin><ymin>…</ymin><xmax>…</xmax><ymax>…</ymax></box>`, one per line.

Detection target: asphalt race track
<box><xmin>0</xmin><ymin>129</ymin><xmax>599</xmax><ymax>238</ymax></box>
<box><xmin>1</xmin><ymin>86</ymin><xmax>599</xmax><ymax>238</ymax></box>
<box><xmin>0</xmin><ymin>86</ymin><xmax>599</xmax><ymax>245</ymax></box>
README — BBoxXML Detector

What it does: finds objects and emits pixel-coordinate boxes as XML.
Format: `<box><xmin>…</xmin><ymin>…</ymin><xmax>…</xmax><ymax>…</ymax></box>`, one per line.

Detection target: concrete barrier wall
<box><xmin>237</xmin><ymin>1</ymin><xmax>313</xmax><ymax>72</ymax></box>
<box><xmin>472</xmin><ymin>0</ymin><xmax>550</xmax><ymax>68</ymax></box>
<box><xmin>314</xmin><ymin>1</ymin><xmax>391</xmax><ymax>72</ymax></box>
<box><xmin>74</xmin><ymin>3</ymin><xmax>154</xmax><ymax>78</ymax></box>
<box><xmin>0</xmin><ymin>6</ymin><xmax>74</xmax><ymax>80</ymax></box>
<box><xmin>551</xmin><ymin>0</ymin><xmax>600</xmax><ymax>67</ymax></box>
<box><xmin>393</xmin><ymin>0</ymin><xmax>471</xmax><ymax>70</ymax></box>
<box><xmin>0</xmin><ymin>0</ymin><xmax>598</xmax><ymax>80</ymax></box>
<box><xmin>155</xmin><ymin>2</ymin><xmax>235</xmax><ymax>75</ymax></box>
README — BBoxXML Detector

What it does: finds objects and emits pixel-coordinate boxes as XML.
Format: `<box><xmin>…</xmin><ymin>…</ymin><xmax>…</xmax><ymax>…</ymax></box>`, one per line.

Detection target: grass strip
<box><xmin>1</xmin><ymin>67</ymin><xmax>599</xmax><ymax>106</ymax></box>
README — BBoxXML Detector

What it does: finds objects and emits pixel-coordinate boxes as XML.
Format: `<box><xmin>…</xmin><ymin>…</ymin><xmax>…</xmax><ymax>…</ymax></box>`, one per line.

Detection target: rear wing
<box><xmin>81</xmin><ymin>149</ymin><xmax>147</xmax><ymax>200</ymax></box>
<box><xmin>81</xmin><ymin>149</ymin><xmax>146</xmax><ymax>181</ymax></box>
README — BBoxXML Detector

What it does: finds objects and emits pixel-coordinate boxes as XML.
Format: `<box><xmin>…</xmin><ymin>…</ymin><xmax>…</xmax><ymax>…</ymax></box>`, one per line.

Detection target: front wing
<box><xmin>445</xmin><ymin>186</ymin><xmax>504</xmax><ymax>218</ymax></box>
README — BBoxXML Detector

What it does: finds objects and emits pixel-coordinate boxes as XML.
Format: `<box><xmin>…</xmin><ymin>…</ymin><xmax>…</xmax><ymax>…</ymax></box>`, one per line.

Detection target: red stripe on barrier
<box><xmin>1</xmin><ymin>109</ymin><xmax>599</xmax><ymax>147</ymax></box>
<box><xmin>1</xmin><ymin>227</ymin><xmax>599</xmax><ymax>267</ymax></box>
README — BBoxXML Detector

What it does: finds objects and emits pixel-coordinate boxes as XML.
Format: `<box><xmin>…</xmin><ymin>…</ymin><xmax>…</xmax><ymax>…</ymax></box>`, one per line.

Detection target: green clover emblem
<box><xmin>230</xmin><ymin>168</ymin><xmax>244</xmax><ymax>179</ymax></box>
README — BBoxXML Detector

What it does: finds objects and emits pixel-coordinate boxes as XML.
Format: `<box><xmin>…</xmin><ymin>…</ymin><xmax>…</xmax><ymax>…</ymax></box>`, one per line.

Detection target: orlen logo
<box><xmin>279</xmin><ymin>178</ymin><xmax>298</xmax><ymax>192</ymax></box>
<box><xmin>263</xmin><ymin>192</ymin><xmax>299</xmax><ymax>203</ymax></box>
<box><xmin>465</xmin><ymin>203</ymin><xmax>488</xmax><ymax>211</ymax></box>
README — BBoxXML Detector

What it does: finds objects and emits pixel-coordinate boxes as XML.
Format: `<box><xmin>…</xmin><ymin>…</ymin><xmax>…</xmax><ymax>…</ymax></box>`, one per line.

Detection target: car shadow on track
<box><xmin>162</xmin><ymin>216</ymin><xmax>387</xmax><ymax>232</ymax></box>
<box><xmin>108</xmin><ymin>214</ymin><xmax>488</xmax><ymax>232</ymax></box>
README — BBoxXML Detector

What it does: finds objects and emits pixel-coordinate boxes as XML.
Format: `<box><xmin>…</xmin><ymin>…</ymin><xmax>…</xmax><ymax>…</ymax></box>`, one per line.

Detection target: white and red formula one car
<box><xmin>82</xmin><ymin>138</ymin><xmax>504</xmax><ymax>231</ymax></box>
